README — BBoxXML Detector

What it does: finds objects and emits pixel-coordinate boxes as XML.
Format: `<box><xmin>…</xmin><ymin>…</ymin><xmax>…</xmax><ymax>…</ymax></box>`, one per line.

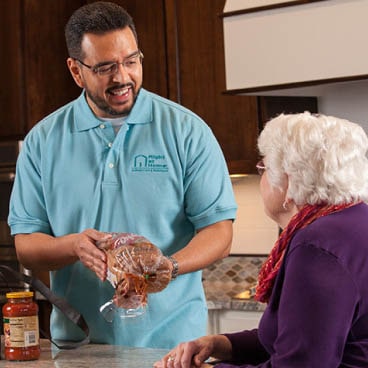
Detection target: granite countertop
<box><xmin>0</xmin><ymin>339</ymin><xmax>169</xmax><ymax>368</ymax></box>
<box><xmin>205</xmin><ymin>288</ymin><xmax>266</xmax><ymax>312</ymax></box>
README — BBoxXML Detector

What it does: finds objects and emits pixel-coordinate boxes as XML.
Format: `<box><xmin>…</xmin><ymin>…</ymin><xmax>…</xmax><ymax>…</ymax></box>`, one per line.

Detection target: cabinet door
<box><xmin>23</xmin><ymin>1</ymin><xmax>83</xmax><ymax>130</ymax></box>
<box><xmin>208</xmin><ymin>310</ymin><xmax>263</xmax><ymax>334</ymax></box>
<box><xmin>0</xmin><ymin>0</ymin><xmax>260</xmax><ymax>172</ymax></box>
<box><xmin>169</xmin><ymin>0</ymin><xmax>259</xmax><ymax>175</ymax></box>
<box><xmin>218</xmin><ymin>310</ymin><xmax>263</xmax><ymax>333</ymax></box>
<box><xmin>0</xmin><ymin>1</ymin><xmax>25</xmax><ymax>139</ymax></box>
<box><xmin>113</xmin><ymin>0</ymin><xmax>169</xmax><ymax>98</ymax></box>
<box><xmin>0</xmin><ymin>1</ymin><xmax>84</xmax><ymax>138</ymax></box>
<box><xmin>258</xmin><ymin>96</ymin><xmax>318</xmax><ymax>127</ymax></box>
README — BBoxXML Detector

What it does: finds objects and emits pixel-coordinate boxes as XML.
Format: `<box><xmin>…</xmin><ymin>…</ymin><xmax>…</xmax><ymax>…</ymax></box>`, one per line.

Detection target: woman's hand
<box><xmin>153</xmin><ymin>336</ymin><xmax>216</xmax><ymax>368</ymax></box>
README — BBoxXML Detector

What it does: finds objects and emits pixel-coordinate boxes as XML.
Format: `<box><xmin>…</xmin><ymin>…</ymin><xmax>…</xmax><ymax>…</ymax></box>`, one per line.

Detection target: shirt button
<box><xmin>108</xmin><ymin>142</ymin><xmax>113</xmax><ymax>148</ymax></box>
<box><xmin>99</xmin><ymin>124</ymin><xmax>105</xmax><ymax>129</ymax></box>
<box><xmin>108</xmin><ymin>163</ymin><xmax>114</xmax><ymax>169</ymax></box>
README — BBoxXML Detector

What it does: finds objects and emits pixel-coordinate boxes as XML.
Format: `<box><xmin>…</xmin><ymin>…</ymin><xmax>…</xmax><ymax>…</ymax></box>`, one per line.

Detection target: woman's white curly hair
<box><xmin>257</xmin><ymin>111</ymin><xmax>368</xmax><ymax>205</ymax></box>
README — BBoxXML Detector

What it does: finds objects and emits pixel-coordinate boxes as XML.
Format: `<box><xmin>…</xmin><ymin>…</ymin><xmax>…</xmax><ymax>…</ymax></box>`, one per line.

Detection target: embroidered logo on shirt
<box><xmin>132</xmin><ymin>154</ymin><xmax>168</xmax><ymax>173</ymax></box>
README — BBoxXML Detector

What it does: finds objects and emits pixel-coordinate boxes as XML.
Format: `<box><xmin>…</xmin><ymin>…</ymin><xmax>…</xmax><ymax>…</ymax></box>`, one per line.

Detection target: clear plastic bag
<box><xmin>97</xmin><ymin>232</ymin><xmax>171</xmax><ymax>321</ymax></box>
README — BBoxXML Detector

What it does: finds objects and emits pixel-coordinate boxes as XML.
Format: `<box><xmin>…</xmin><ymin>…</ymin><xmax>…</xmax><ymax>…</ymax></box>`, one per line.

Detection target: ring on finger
<box><xmin>168</xmin><ymin>355</ymin><xmax>175</xmax><ymax>362</ymax></box>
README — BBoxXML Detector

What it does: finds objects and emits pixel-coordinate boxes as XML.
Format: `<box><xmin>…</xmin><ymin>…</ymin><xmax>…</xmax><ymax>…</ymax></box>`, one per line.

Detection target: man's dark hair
<box><xmin>65</xmin><ymin>1</ymin><xmax>138</xmax><ymax>60</ymax></box>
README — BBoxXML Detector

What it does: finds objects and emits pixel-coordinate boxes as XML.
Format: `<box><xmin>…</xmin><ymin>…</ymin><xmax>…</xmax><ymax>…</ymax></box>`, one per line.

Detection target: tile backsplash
<box><xmin>202</xmin><ymin>255</ymin><xmax>267</xmax><ymax>301</ymax></box>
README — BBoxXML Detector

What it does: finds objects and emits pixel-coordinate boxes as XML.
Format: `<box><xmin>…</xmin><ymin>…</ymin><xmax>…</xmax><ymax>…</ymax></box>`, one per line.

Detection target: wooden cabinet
<box><xmin>258</xmin><ymin>96</ymin><xmax>318</xmax><ymax>128</ymax></box>
<box><xmin>0</xmin><ymin>0</ymin><xmax>170</xmax><ymax>140</ymax></box>
<box><xmin>165</xmin><ymin>0</ymin><xmax>259</xmax><ymax>174</ymax></box>
<box><xmin>109</xmin><ymin>0</ymin><xmax>170</xmax><ymax>99</ymax></box>
<box><xmin>0</xmin><ymin>1</ymin><xmax>25</xmax><ymax>139</ymax></box>
<box><xmin>0</xmin><ymin>1</ymin><xmax>82</xmax><ymax>140</ymax></box>
<box><xmin>0</xmin><ymin>1</ymin><xmax>320</xmax><ymax>173</ymax></box>
<box><xmin>122</xmin><ymin>1</ymin><xmax>319</xmax><ymax>174</ymax></box>
<box><xmin>0</xmin><ymin>0</ymin><xmax>260</xmax><ymax>174</ymax></box>
<box><xmin>119</xmin><ymin>0</ymin><xmax>260</xmax><ymax>174</ymax></box>
<box><xmin>23</xmin><ymin>1</ymin><xmax>83</xmax><ymax>130</ymax></box>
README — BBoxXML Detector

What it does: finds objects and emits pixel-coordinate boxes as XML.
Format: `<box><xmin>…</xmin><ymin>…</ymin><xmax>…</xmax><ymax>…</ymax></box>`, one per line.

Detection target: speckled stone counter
<box><xmin>206</xmin><ymin>297</ymin><xmax>266</xmax><ymax>312</ymax></box>
<box><xmin>0</xmin><ymin>339</ymin><xmax>169</xmax><ymax>368</ymax></box>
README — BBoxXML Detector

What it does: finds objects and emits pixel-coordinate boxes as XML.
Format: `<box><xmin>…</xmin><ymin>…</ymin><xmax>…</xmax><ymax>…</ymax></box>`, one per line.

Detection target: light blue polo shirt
<box><xmin>8</xmin><ymin>89</ymin><xmax>237</xmax><ymax>348</ymax></box>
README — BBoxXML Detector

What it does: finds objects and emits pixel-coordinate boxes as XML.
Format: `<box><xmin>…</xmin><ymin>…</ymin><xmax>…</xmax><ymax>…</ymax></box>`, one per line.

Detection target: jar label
<box><xmin>3</xmin><ymin>316</ymin><xmax>40</xmax><ymax>348</ymax></box>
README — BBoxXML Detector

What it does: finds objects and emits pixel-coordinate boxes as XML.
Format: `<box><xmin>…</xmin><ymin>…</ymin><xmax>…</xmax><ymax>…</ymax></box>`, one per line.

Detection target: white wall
<box><xmin>231</xmin><ymin>175</ymin><xmax>278</xmax><ymax>254</ymax></box>
<box><xmin>317</xmin><ymin>80</ymin><xmax>368</xmax><ymax>133</ymax></box>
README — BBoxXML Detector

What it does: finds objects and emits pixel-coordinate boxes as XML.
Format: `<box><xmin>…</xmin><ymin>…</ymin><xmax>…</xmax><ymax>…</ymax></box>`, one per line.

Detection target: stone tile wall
<box><xmin>202</xmin><ymin>255</ymin><xmax>267</xmax><ymax>302</ymax></box>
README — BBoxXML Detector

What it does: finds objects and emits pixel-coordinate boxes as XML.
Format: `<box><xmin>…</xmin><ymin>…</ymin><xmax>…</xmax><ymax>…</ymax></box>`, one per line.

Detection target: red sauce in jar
<box><xmin>2</xmin><ymin>291</ymin><xmax>40</xmax><ymax>361</ymax></box>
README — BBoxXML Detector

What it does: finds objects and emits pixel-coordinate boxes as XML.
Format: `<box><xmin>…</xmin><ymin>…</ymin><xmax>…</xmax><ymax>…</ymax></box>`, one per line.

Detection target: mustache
<box><xmin>106</xmin><ymin>83</ymin><xmax>134</xmax><ymax>93</ymax></box>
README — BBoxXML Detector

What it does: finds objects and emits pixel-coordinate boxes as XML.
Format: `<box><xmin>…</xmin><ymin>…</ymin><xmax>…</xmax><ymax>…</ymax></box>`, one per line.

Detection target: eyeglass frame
<box><xmin>256</xmin><ymin>160</ymin><xmax>266</xmax><ymax>176</ymax></box>
<box><xmin>74</xmin><ymin>50</ymin><xmax>144</xmax><ymax>76</ymax></box>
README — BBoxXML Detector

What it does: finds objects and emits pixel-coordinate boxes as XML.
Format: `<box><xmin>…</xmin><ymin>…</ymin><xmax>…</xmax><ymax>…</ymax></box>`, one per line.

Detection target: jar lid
<box><xmin>6</xmin><ymin>291</ymin><xmax>34</xmax><ymax>299</ymax></box>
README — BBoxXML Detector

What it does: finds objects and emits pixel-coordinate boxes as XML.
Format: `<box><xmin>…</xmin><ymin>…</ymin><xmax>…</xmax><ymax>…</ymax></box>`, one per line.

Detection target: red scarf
<box><xmin>255</xmin><ymin>202</ymin><xmax>358</xmax><ymax>303</ymax></box>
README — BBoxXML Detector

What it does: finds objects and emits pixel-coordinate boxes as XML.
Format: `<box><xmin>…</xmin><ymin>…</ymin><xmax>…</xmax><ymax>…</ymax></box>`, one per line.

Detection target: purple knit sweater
<box><xmin>218</xmin><ymin>203</ymin><xmax>368</xmax><ymax>367</ymax></box>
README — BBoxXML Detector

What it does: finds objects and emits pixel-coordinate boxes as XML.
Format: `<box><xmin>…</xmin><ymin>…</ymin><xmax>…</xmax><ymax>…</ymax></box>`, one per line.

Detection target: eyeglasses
<box><xmin>75</xmin><ymin>50</ymin><xmax>144</xmax><ymax>76</ymax></box>
<box><xmin>256</xmin><ymin>160</ymin><xmax>266</xmax><ymax>176</ymax></box>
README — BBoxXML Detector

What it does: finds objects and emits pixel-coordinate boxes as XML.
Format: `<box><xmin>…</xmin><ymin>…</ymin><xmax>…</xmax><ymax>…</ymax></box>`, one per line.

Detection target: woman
<box><xmin>154</xmin><ymin>112</ymin><xmax>368</xmax><ymax>367</ymax></box>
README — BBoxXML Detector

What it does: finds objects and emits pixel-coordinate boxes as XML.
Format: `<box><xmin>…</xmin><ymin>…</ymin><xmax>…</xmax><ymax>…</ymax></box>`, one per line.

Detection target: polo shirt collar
<box><xmin>73</xmin><ymin>88</ymin><xmax>152</xmax><ymax>132</ymax></box>
<box><xmin>125</xmin><ymin>88</ymin><xmax>152</xmax><ymax>125</ymax></box>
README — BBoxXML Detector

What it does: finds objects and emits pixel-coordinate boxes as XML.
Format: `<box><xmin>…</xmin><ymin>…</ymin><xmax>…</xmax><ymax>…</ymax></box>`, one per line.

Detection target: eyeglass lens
<box><xmin>95</xmin><ymin>52</ymin><xmax>143</xmax><ymax>76</ymax></box>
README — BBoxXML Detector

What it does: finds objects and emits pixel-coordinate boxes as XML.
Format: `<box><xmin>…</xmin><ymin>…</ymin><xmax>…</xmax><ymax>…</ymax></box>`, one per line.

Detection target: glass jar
<box><xmin>2</xmin><ymin>291</ymin><xmax>40</xmax><ymax>361</ymax></box>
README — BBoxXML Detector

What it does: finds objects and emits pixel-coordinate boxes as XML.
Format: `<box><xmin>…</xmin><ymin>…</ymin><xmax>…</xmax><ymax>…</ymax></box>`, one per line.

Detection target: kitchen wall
<box><xmin>231</xmin><ymin>175</ymin><xmax>278</xmax><ymax>255</ymax></box>
<box><xmin>256</xmin><ymin>80</ymin><xmax>368</xmax><ymax>133</ymax></box>
<box><xmin>317</xmin><ymin>80</ymin><xmax>368</xmax><ymax>132</ymax></box>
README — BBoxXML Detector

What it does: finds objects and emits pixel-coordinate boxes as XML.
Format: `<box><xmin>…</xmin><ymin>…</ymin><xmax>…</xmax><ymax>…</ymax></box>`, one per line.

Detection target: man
<box><xmin>8</xmin><ymin>1</ymin><xmax>237</xmax><ymax>348</ymax></box>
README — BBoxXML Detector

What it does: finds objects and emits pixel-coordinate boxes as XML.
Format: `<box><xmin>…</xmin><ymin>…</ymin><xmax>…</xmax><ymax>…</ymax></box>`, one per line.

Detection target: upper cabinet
<box><xmin>222</xmin><ymin>0</ymin><xmax>368</xmax><ymax>94</ymax></box>
<box><xmin>0</xmin><ymin>0</ymin><xmax>169</xmax><ymax>140</ymax></box>
<box><xmin>113</xmin><ymin>0</ymin><xmax>170</xmax><ymax>99</ymax></box>
<box><xmin>0</xmin><ymin>0</ymin><xmax>261</xmax><ymax>174</ymax></box>
<box><xmin>0</xmin><ymin>1</ymin><xmax>83</xmax><ymax>140</ymax></box>
<box><xmin>121</xmin><ymin>0</ymin><xmax>260</xmax><ymax>174</ymax></box>
<box><xmin>164</xmin><ymin>0</ymin><xmax>259</xmax><ymax>174</ymax></box>
<box><xmin>23</xmin><ymin>1</ymin><xmax>83</xmax><ymax>131</ymax></box>
<box><xmin>0</xmin><ymin>2</ymin><xmax>24</xmax><ymax>139</ymax></box>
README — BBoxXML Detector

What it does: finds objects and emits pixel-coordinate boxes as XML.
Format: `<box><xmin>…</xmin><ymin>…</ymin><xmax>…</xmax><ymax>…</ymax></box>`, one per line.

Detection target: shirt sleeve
<box><xmin>220</xmin><ymin>329</ymin><xmax>270</xmax><ymax>366</ymax></box>
<box><xmin>8</xmin><ymin>131</ymin><xmax>52</xmax><ymax>235</ymax></box>
<box><xmin>216</xmin><ymin>244</ymin><xmax>358</xmax><ymax>367</ymax></box>
<box><xmin>183</xmin><ymin>122</ymin><xmax>237</xmax><ymax>229</ymax></box>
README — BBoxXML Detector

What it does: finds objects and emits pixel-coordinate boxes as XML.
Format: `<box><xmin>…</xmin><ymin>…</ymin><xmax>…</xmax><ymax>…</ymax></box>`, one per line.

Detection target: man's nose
<box><xmin>112</xmin><ymin>63</ymin><xmax>131</xmax><ymax>82</ymax></box>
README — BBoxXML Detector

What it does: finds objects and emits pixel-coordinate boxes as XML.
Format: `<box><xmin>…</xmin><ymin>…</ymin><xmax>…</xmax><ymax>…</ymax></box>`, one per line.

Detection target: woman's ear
<box><xmin>66</xmin><ymin>58</ymin><xmax>84</xmax><ymax>88</ymax></box>
<box><xmin>283</xmin><ymin>197</ymin><xmax>299</xmax><ymax>216</ymax></box>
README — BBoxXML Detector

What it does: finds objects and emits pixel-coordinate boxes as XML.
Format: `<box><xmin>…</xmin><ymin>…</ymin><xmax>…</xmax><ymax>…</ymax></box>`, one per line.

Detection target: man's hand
<box><xmin>73</xmin><ymin>229</ymin><xmax>111</xmax><ymax>281</ymax></box>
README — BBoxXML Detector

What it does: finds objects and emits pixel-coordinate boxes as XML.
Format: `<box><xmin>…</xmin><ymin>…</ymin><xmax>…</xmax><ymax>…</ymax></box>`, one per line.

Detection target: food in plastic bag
<box><xmin>97</xmin><ymin>232</ymin><xmax>171</xmax><ymax>319</ymax></box>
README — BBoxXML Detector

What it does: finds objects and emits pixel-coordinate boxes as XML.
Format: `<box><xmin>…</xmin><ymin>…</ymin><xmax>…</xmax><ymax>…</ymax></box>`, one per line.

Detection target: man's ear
<box><xmin>66</xmin><ymin>58</ymin><xmax>84</xmax><ymax>88</ymax></box>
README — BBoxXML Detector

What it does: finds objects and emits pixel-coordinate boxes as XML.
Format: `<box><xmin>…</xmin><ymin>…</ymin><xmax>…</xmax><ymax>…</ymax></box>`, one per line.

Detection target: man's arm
<box><xmin>14</xmin><ymin>229</ymin><xmax>111</xmax><ymax>281</ymax></box>
<box><xmin>170</xmin><ymin>219</ymin><xmax>233</xmax><ymax>276</ymax></box>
